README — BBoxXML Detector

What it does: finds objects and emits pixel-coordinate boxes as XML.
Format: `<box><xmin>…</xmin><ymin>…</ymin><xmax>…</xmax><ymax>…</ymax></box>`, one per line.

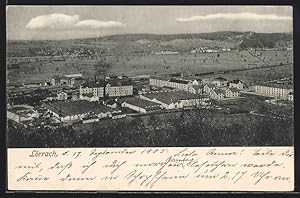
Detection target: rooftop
<box><xmin>123</xmin><ymin>97</ymin><xmax>161</xmax><ymax>110</ymax></box>
<box><xmin>214</xmin><ymin>89</ymin><xmax>226</xmax><ymax>95</ymax></box>
<box><xmin>256</xmin><ymin>82</ymin><xmax>294</xmax><ymax>90</ymax></box>
<box><xmin>81</xmin><ymin>79</ymin><xmax>133</xmax><ymax>88</ymax></box>
<box><xmin>230</xmin><ymin>79</ymin><xmax>243</xmax><ymax>84</ymax></box>
<box><xmin>106</xmin><ymin>79</ymin><xmax>133</xmax><ymax>86</ymax></box>
<box><xmin>63</xmin><ymin>74</ymin><xmax>83</xmax><ymax>78</ymax></box>
<box><xmin>9</xmin><ymin>106</ymin><xmax>29</xmax><ymax>112</ymax></box>
<box><xmin>142</xmin><ymin>91</ymin><xmax>204</xmax><ymax>104</ymax></box>
<box><xmin>82</xmin><ymin>93</ymin><xmax>94</xmax><ymax>97</ymax></box>
<box><xmin>60</xmin><ymin>76</ymin><xmax>72</xmax><ymax>80</ymax></box>
<box><xmin>8</xmin><ymin>108</ymin><xmax>36</xmax><ymax>117</ymax></box>
<box><xmin>191</xmin><ymin>85</ymin><xmax>204</xmax><ymax>90</ymax></box>
<box><xmin>81</xmin><ymin>81</ymin><xmax>105</xmax><ymax>88</ymax></box>
<box><xmin>214</xmin><ymin>77</ymin><xmax>227</xmax><ymax>81</ymax></box>
<box><xmin>168</xmin><ymin>78</ymin><xmax>190</xmax><ymax>84</ymax></box>
<box><xmin>204</xmin><ymin>83</ymin><xmax>216</xmax><ymax>88</ymax></box>
<box><xmin>8</xmin><ymin>105</ymin><xmax>34</xmax><ymax>113</ymax></box>
<box><xmin>42</xmin><ymin>101</ymin><xmax>112</xmax><ymax>117</ymax></box>
<box><xmin>150</xmin><ymin>76</ymin><xmax>191</xmax><ymax>84</ymax></box>
<box><xmin>228</xmin><ymin>88</ymin><xmax>239</xmax><ymax>93</ymax></box>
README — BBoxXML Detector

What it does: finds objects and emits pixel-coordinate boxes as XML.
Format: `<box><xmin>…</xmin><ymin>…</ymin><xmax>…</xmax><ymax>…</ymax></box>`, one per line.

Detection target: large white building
<box><xmin>149</xmin><ymin>77</ymin><xmax>199</xmax><ymax>91</ymax></box>
<box><xmin>42</xmin><ymin>101</ymin><xmax>113</xmax><ymax>123</ymax></box>
<box><xmin>80</xmin><ymin>82</ymin><xmax>105</xmax><ymax>98</ymax></box>
<box><xmin>105</xmin><ymin>80</ymin><xmax>133</xmax><ymax>97</ymax></box>
<box><xmin>121</xmin><ymin>97</ymin><xmax>161</xmax><ymax>113</ymax></box>
<box><xmin>254</xmin><ymin>83</ymin><xmax>293</xmax><ymax>99</ymax></box>
<box><xmin>79</xmin><ymin>79</ymin><xmax>133</xmax><ymax>98</ymax></box>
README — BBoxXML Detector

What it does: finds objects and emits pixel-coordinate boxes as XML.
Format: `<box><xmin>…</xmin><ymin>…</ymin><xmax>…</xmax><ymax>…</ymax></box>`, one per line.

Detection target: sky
<box><xmin>6</xmin><ymin>6</ymin><xmax>293</xmax><ymax>40</ymax></box>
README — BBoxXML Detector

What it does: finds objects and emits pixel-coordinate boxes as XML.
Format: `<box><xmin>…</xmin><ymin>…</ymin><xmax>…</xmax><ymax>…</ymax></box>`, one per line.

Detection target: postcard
<box><xmin>6</xmin><ymin>5</ymin><xmax>294</xmax><ymax>191</ymax></box>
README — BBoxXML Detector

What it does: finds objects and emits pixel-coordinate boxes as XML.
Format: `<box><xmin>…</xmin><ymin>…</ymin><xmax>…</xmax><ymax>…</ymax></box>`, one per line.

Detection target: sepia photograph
<box><xmin>5</xmin><ymin>5</ymin><xmax>297</xmax><ymax>192</ymax></box>
<box><xmin>6</xmin><ymin>5</ymin><xmax>294</xmax><ymax>148</ymax></box>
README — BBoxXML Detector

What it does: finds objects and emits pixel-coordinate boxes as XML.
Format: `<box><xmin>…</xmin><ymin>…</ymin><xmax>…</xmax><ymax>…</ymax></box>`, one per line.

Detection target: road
<box><xmin>249</xmin><ymin>110</ymin><xmax>293</xmax><ymax>120</ymax></box>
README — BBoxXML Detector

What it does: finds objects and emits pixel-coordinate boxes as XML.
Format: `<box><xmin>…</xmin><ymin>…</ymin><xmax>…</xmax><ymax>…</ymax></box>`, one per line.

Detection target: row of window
<box><xmin>150</xmin><ymin>80</ymin><xmax>190</xmax><ymax>90</ymax></box>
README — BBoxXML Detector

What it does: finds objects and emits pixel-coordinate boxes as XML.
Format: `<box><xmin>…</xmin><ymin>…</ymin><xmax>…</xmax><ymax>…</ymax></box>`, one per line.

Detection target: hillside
<box><xmin>240</xmin><ymin>32</ymin><xmax>293</xmax><ymax>49</ymax></box>
<box><xmin>7</xmin><ymin>31</ymin><xmax>293</xmax><ymax>57</ymax></box>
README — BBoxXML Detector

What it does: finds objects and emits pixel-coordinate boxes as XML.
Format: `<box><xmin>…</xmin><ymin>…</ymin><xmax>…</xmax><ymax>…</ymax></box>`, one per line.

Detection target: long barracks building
<box><xmin>254</xmin><ymin>82</ymin><xmax>293</xmax><ymax>99</ymax></box>
<box><xmin>149</xmin><ymin>76</ymin><xmax>199</xmax><ymax>91</ymax></box>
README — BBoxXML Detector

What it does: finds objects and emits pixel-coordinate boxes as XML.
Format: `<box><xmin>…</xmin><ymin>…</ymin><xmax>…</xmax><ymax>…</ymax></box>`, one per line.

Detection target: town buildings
<box><xmin>209</xmin><ymin>88</ymin><xmax>240</xmax><ymax>100</ymax></box>
<box><xmin>188</xmin><ymin>85</ymin><xmax>204</xmax><ymax>94</ymax></box>
<box><xmin>229</xmin><ymin>80</ymin><xmax>244</xmax><ymax>89</ymax></box>
<box><xmin>140</xmin><ymin>90</ymin><xmax>210</xmax><ymax>109</ymax></box>
<box><xmin>212</xmin><ymin>77</ymin><xmax>228</xmax><ymax>87</ymax></box>
<box><xmin>209</xmin><ymin>89</ymin><xmax>225</xmax><ymax>100</ymax></box>
<box><xmin>50</xmin><ymin>74</ymin><xmax>85</xmax><ymax>87</ymax></box>
<box><xmin>203</xmin><ymin>84</ymin><xmax>216</xmax><ymax>94</ymax></box>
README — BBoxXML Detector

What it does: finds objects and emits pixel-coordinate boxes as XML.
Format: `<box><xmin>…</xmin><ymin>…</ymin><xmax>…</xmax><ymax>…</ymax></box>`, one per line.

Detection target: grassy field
<box><xmin>7</xmin><ymin>48</ymin><xmax>293</xmax><ymax>84</ymax></box>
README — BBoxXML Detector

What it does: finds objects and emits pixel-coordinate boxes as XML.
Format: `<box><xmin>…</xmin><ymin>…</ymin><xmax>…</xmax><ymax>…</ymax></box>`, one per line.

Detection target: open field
<box><xmin>7</xmin><ymin>32</ymin><xmax>293</xmax><ymax>84</ymax></box>
<box><xmin>7</xmin><ymin>48</ymin><xmax>293</xmax><ymax>84</ymax></box>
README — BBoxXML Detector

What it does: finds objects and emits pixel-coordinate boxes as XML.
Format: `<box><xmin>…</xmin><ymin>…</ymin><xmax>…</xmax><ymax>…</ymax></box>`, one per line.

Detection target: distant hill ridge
<box><xmin>76</xmin><ymin>31</ymin><xmax>252</xmax><ymax>43</ymax></box>
<box><xmin>74</xmin><ymin>31</ymin><xmax>293</xmax><ymax>49</ymax></box>
<box><xmin>7</xmin><ymin>31</ymin><xmax>293</xmax><ymax>57</ymax></box>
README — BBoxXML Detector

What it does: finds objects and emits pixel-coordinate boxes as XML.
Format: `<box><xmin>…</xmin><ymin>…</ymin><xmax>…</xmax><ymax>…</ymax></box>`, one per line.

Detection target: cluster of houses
<box><xmin>202</xmin><ymin>77</ymin><xmax>242</xmax><ymax>100</ymax></box>
<box><xmin>36</xmin><ymin>47</ymin><xmax>104</xmax><ymax>58</ymax></box>
<box><xmin>49</xmin><ymin>73</ymin><xmax>86</xmax><ymax>87</ymax></box>
<box><xmin>190</xmin><ymin>47</ymin><xmax>231</xmax><ymax>54</ymax></box>
<box><xmin>45</xmin><ymin>89</ymin><xmax>79</xmax><ymax>102</ymax></box>
<box><xmin>149</xmin><ymin>76</ymin><xmax>243</xmax><ymax>101</ymax></box>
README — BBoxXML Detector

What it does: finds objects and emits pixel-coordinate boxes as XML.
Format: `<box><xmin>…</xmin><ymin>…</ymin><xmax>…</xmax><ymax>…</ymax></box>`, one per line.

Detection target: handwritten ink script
<box><xmin>8</xmin><ymin>147</ymin><xmax>294</xmax><ymax>191</ymax></box>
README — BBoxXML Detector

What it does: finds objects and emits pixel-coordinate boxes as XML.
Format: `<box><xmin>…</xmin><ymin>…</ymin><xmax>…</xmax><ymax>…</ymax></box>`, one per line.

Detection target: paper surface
<box><xmin>7</xmin><ymin>147</ymin><xmax>294</xmax><ymax>191</ymax></box>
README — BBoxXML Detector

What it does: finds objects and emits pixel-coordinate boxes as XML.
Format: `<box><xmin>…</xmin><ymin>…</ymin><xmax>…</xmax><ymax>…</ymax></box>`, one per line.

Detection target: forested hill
<box><xmin>239</xmin><ymin>32</ymin><xmax>293</xmax><ymax>49</ymax></box>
